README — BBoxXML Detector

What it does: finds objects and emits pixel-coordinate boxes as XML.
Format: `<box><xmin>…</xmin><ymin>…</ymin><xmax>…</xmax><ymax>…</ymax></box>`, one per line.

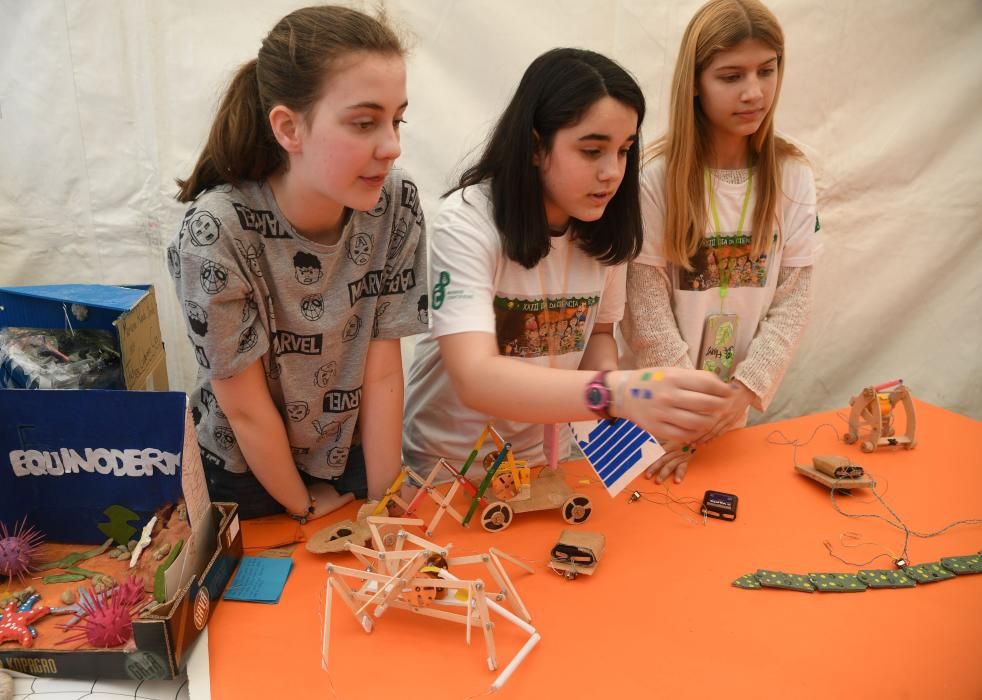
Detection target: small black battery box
<box><xmin>701</xmin><ymin>490</ymin><xmax>738</xmax><ymax>521</ymax></box>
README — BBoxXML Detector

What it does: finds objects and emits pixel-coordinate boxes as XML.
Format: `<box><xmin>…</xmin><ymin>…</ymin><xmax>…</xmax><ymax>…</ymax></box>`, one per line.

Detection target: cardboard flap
<box><xmin>115</xmin><ymin>288</ymin><xmax>167</xmax><ymax>390</ymax></box>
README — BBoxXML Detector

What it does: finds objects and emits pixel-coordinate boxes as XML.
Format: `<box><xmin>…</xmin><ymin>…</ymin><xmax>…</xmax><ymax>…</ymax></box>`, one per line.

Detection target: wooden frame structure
<box><xmin>321</xmin><ymin>516</ymin><xmax>539</xmax><ymax>692</ymax></box>
<box><xmin>372</xmin><ymin>424</ymin><xmax>593</xmax><ymax>536</ymax></box>
<box><xmin>844</xmin><ymin>380</ymin><xmax>917</xmax><ymax>453</ymax></box>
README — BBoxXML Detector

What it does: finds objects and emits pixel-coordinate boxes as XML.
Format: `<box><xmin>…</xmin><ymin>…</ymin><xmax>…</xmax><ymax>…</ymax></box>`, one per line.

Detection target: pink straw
<box><xmin>874</xmin><ymin>379</ymin><xmax>902</xmax><ymax>391</ymax></box>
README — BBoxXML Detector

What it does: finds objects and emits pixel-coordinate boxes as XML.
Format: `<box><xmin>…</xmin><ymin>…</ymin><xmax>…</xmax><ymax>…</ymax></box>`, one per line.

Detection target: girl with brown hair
<box><xmin>168</xmin><ymin>6</ymin><xmax>427</xmax><ymax>520</ymax></box>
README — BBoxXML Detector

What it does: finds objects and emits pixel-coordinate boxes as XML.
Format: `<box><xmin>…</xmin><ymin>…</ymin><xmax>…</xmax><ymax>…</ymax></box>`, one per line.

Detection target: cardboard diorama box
<box><xmin>0</xmin><ymin>284</ymin><xmax>168</xmax><ymax>391</ymax></box>
<box><xmin>0</xmin><ymin>389</ymin><xmax>242</xmax><ymax>679</ymax></box>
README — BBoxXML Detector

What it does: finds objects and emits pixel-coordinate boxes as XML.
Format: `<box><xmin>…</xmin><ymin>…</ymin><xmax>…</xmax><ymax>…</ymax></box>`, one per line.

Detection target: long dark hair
<box><xmin>176</xmin><ymin>6</ymin><xmax>403</xmax><ymax>203</ymax></box>
<box><xmin>450</xmin><ymin>48</ymin><xmax>646</xmax><ymax>268</ymax></box>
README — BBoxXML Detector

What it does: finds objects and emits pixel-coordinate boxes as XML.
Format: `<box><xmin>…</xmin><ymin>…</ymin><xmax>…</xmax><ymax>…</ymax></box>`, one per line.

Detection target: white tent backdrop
<box><xmin>1</xmin><ymin>0</ymin><xmax>980</xmax><ymax>423</ymax></box>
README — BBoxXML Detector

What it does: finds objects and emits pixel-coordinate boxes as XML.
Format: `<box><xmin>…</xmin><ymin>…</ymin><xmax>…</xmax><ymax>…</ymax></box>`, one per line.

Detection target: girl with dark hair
<box><xmin>403</xmin><ymin>48</ymin><xmax>732</xmax><ymax>473</ymax></box>
<box><xmin>167</xmin><ymin>6</ymin><xmax>428</xmax><ymax>520</ymax></box>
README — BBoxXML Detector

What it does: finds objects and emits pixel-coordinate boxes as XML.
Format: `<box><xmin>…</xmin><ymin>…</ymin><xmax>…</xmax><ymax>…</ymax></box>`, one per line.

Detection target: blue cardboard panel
<box><xmin>0</xmin><ymin>389</ymin><xmax>187</xmax><ymax>543</ymax></box>
<box><xmin>0</xmin><ymin>285</ymin><xmax>148</xmax><ymax>333</ymax></box>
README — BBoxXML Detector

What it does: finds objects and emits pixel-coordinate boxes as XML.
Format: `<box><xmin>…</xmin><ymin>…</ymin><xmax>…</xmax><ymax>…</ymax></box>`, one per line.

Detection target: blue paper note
<box><xmin>569</xmin><ymin>417</ymin><xmax>665</xmax><ymax>497</ymax></box>
<box><xmin>224</xmin><ymin>555</ymin><xmax>294</xmax><ymax>603</ymax></box>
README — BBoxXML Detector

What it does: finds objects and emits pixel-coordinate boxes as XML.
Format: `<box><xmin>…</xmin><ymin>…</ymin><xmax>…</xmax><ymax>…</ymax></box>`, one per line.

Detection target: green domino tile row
<box><xmin>732</xmin><ymin>573</ymin><xmax>761</xmax><ymax>589</ymax></box>
<box><xmin>810</xmin><ymin>572</ymin><xmax>867</xmax><ymax>592</ymax></box>
<box><xmin>858</xmin><ymin>569</ymin><xmax>916</xmax><ymax>588</ymax></box>
<box><xmin>940</xmin><ymin>554</ymin><xmax>982</xmax><ymax>574</ymax></box>
<box><xmin>732</xmin><ymin>552</ymin><xmax>982</xmax><ymax>592</ymax></box>
<box><xmin>904</xmin><ymin>562</ymin><xmax>955</xmax><ymax>583</ymax></box>
<box><xmin>755</xmin><ymin>569</ymin><xmax>815</xmax><ymax>592</ymax></box>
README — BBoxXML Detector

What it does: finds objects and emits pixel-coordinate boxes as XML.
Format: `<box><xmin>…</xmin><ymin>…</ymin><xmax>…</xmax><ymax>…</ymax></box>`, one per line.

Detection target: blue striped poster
<box><xmin>569</xmin><ymin>418</ymin><xmax>664</xmax><ymax>496</ymax></box>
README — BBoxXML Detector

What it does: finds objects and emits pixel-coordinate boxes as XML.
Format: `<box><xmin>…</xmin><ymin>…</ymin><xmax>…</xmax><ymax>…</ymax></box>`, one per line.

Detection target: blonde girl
<box><xmin>621</xmin><ymin>0</ymin><xmax>820</xmax><ymax>483</ymax></box>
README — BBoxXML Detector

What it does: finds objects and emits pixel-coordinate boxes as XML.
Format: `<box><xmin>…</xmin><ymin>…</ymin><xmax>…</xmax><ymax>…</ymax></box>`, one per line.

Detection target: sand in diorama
<box><xmin>1</xmin><ymin>499</ymin><xmax>195</xmax><ymax>652</ymax></box>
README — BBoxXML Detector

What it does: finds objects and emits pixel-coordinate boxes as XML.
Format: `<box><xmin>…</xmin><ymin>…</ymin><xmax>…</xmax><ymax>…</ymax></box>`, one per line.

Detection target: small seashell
<box><xmin>1</xmin><ymin>668</ymin><xmax>16</xmax><ymax>700</ymax></box>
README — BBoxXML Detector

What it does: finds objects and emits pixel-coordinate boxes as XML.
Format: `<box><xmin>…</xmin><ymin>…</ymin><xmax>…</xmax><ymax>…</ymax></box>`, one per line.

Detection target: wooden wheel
<box><xmin>404</xmin><ymin>585</ymin><xmax>438</xmax><ymax>608</ymax></box>
<box><xmin>480</xmin><ymin>502</ymin><xmax>514</xmax><ymax>532</ymax></box>
<box><xmin>491</xmin><ymin>471</ymin><xmax>517</xmax><ymax>499</ymax></box>
<box><xmin>861</xmin><ymin>441</ymin><xmax>875</xmax><ymax>453</ymax></box>
<box><xmin>404</xmin><ymin>561</ymin><xmax>446</xmax><ymax>608</ymax></box>
<box><xmin>843</xmin><ymin>432</ymin><xmax>857</xmax><ymax>445</ymax></box>
<box><xmin>561</xmin><ymin>495</ymin><xmax>592</xmax><ymax>524</ymax></box>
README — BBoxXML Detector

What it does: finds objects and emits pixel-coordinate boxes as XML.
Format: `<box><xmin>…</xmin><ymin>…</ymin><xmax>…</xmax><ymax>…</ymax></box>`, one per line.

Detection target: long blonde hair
<box><xmin>654</xmin><ymin>0</ymin><xmax>802</xmax><ymax>268</ymax></box>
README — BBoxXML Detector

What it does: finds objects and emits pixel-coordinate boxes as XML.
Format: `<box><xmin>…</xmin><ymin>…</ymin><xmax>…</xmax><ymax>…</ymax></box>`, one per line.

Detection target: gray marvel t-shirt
<box><xmin>166</xmin><ymin>168</ymin><xmax>427</xmax><ymax>480</ymax></box>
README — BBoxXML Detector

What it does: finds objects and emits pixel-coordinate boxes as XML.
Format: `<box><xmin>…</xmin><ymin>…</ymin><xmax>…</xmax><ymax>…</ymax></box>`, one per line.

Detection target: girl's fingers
<box><xmin>655</xmin><ymin>453</ymin><xmax>687</xmax><ymax>484</ymax></box>
<box><xmin>673</xmin><ymin>459</ymin><xmax>690</xmax><ymax>483</ymax></box>
<box><xmin>644</xmin><ymin>451</ymin><xmax>674</xmax><ymax>478</ymax></box>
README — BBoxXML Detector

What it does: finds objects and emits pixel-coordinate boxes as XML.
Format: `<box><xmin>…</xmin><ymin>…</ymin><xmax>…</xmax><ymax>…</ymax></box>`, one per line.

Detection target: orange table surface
<box><xmin>208</xmin><ymin>401</ymin><xmax>982</xmax><ymax>699</ymax></box>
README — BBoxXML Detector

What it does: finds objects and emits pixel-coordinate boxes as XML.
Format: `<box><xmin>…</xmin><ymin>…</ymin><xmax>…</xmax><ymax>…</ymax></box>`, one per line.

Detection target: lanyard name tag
<box><xmin>697</xmin><ymin>163</ymin><xmax>751</xmax><ymax>382</ymax></box>
<box><xmin>698</xmin><ymin>313</ymin><xmax>739</xmax><ymax>381</ymax></box>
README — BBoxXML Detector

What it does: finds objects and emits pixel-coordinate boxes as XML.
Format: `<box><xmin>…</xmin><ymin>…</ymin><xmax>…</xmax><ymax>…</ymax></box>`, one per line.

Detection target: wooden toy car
<box><xmin>373</xmin><ymin>424</ymin><xmax>593</xmax><ymax>535</ymax></box>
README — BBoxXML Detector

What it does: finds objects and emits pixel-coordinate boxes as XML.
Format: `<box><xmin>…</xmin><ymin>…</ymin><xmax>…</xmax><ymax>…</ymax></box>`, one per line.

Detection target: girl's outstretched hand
<box><xmin>611</xmin><ymin>367</ymin><xmax>733</xmax><ymax>444</ymax></box>
<box><xmin>644</xmin><ymin>440</ymin><xmax>694</xmax><ymax>484</ymax></box>
<box><xmin>694</xmin><ymin>380</ymin><xmax>756</xmax><ymax>444</ymax></box>
<box><xmin>308</xmin><ymin>482</ymin><xmax>356</xmax><ymax>520</ymax></box>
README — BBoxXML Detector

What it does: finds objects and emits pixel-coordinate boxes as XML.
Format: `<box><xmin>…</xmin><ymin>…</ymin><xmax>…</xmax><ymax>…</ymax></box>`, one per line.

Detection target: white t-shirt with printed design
<box><xmin>624</xmin><ymin>155</ymin><xmax>820</xmax><ymax>373</ymax></box>
<box><xmin>403</xmin><ymin>183</ymin><xmax>626</xmax><ymax>472</ymax></box>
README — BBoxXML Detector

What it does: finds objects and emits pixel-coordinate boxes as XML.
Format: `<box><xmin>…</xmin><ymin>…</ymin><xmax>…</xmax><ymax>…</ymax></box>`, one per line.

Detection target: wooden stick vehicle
<box><xmin>322</xmin><ymin>516</ymin><xmax>539</xmax><ymax>692</ymax></box>
<box><xmin>844</xmin><ymin>380</ymin><xmax>917</xmax><ymax>453</ymax></box>
<box><xmin>373</xmin><ymin>424</ymin><xmax>593</xmax><ymax>534</ymax></box>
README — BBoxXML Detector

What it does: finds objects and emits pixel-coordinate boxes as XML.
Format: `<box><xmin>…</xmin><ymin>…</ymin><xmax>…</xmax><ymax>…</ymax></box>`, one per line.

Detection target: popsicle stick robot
<box><xmin>322</xmin><ymin>515</ymin><xmax>539</xmax><ymax>692</ymax></box>
<box><xmin>843</xmin><ymin>379</ymin><xmax>917</xmax><ymax>453</ymax></box>
<box><xmin>372</xmin><ymin>424</ymin><xmax>591</xmax><ymax>535</ymax></box>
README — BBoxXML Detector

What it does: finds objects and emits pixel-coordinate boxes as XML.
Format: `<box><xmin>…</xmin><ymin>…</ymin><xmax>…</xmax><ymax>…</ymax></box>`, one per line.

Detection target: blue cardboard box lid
<box><xmin>0</xmin><ymin>284</ymin><xmax>149</xmax><ymax>308</ymax></box>
<box><xmin>0</xmin><ymin>284</ymin><xmax>147</xmax><ymax>330</ymax></box>
<box><xmin>0</xmin><ymin>284</ymin><xmax>168</xmax><ymax>390</ymax></box>
<box><xmin>0</xmin><ymin>389</ymin><xmax>188</xmax><ymax>543</ymax></box>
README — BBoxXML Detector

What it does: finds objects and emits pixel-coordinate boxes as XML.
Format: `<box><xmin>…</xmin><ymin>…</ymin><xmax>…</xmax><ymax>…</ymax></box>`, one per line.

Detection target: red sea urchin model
<box><xmin>58</xmin><ymin>577</ymin><xmax>147</xmax><ymax>648</ymax></box>
<box><xmin>0</xmin><ymin>519</ymin><xmax>45</xmax><ymax>582</ymax></box>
